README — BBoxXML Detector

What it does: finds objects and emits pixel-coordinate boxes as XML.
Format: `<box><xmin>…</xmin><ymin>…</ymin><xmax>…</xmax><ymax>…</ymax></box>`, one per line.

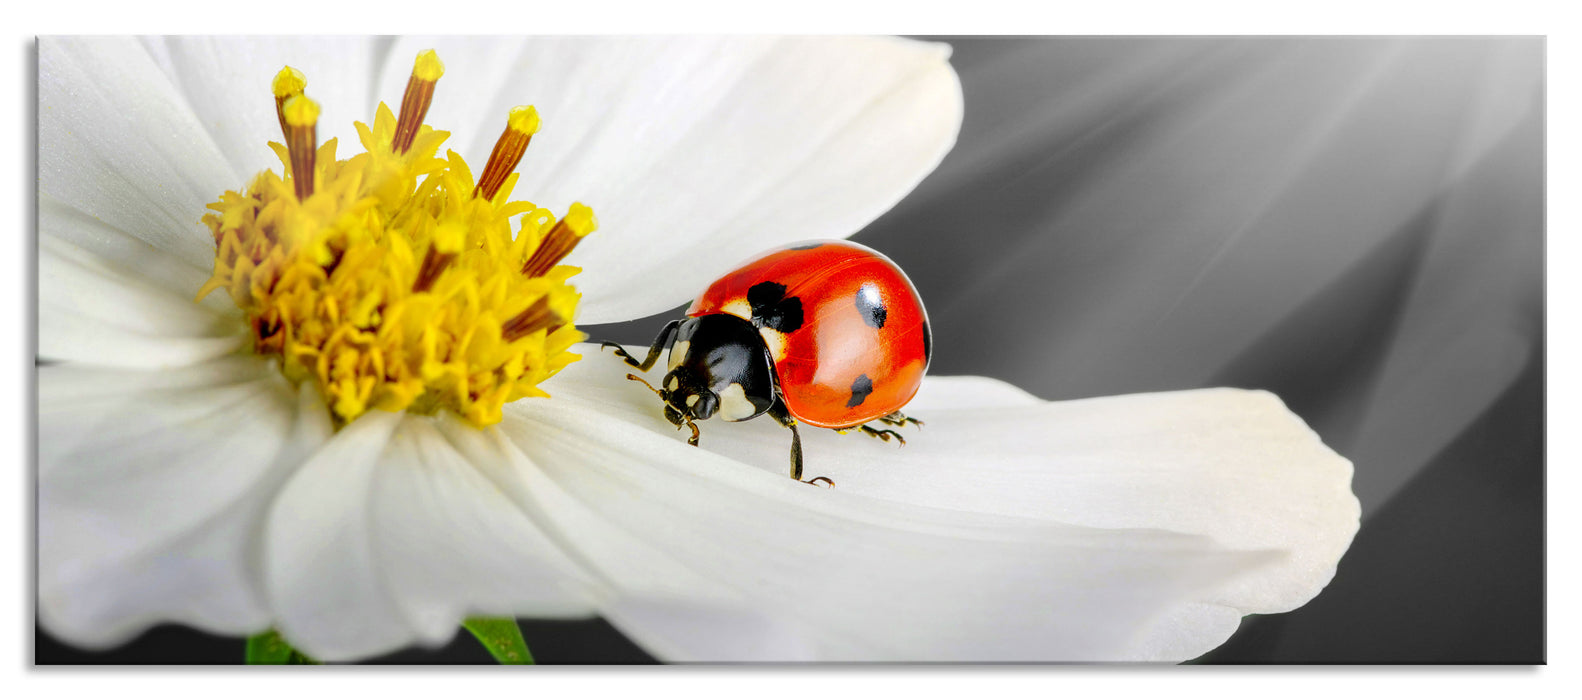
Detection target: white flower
<box><xmin>37</xmin><ymin>35</ymin><xmax>1359</xmax><ymax>662</ymax></box>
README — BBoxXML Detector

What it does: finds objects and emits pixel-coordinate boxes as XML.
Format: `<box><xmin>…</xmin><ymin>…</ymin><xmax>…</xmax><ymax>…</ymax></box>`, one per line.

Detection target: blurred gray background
<box><xmin>38</xmin><ymin>36</ymin><xmax>1543</xmax><ymax>664</ymax></box>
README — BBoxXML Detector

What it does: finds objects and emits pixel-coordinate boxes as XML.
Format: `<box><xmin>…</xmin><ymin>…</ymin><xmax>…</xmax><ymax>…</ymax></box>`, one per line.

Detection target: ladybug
<box><xmin>601</xmin><ymin>239</ymin><xmax>931</xmax><ymax>486</ymax></box>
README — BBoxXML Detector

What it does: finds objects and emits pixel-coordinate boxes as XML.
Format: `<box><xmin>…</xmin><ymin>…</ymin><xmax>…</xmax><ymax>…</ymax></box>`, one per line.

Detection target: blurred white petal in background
<box><xmin>861</xmin><ymin>37</ymin><xmax>1542</xmax><ymax>517</ymax></box>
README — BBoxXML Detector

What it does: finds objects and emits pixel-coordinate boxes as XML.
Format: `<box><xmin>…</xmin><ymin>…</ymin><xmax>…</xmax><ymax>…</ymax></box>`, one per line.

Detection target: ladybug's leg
<box><xmin>600</xmin><ymin>319</ymin><xmax>680</xmax><ymax>372</ymax></box>
<box><xmin>629</xmin><ymin>373</ymin><xmax>703</xmax><ymax>446</ymax></box>
<box><xmin>877</xmin><ymin>411</ymin><xmax>924</xmax><ymax>429</ymax></box>
<box><xmin>855</xmin><ymin>424</ymin><xmax>907</xmax><ymax>446</ymax></box>
<box><xmin>767</xmin><ymin>397</ymin><xmax>832</xmax><ymax>488</ymax></box>
<box><xmin>651</xmin><ymin>391</ymin><xmax>702</xmax><ymax>446</ymax></box>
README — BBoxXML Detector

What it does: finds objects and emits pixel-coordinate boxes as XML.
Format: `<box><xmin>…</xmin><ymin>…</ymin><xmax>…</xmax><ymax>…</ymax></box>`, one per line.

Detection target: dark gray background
<box><xmin>37</xmin><ymin>36</ymin><xmax>1543</xmax><ymax>664</ymax></box>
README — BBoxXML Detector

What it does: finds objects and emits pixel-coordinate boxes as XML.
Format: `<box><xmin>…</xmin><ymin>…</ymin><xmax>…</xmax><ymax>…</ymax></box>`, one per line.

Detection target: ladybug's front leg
<box><xmin>599</xmin><ymin>319</ymin><xmax>681</xmax><ymax>372</ymax></box>
<box><xmin>663</xmin><ymin>404</ymin><xmax>702</xmax><ymax>446</ymax></box>
<box><xmin>767</xmin><ymin>396</ymin><xmax>832</xmax><ymax>488</ymax></box>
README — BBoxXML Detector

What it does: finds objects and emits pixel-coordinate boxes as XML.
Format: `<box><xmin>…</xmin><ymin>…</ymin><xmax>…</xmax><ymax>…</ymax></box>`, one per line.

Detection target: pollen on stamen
<box><xmin>199</xmin><ymin>49</ymin><xmax>600</xmax><ymax>429</ymax></box>
<box><xmin>271</xmin><ymin>66</ymin><xmax>307</xmax><ymax>138</ymax></box>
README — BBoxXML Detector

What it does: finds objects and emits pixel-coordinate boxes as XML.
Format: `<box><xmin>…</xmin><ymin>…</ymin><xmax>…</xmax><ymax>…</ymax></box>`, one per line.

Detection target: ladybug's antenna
<box><xmin>625</xmin><ymin>373</ymin><xmax>664</xmax><ymax>397</ymax></box>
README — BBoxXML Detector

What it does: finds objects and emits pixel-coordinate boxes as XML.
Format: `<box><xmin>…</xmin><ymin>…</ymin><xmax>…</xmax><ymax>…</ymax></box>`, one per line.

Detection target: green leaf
<box><xmin>245</xmin><ymin>630</ymin><xmax>320</xmax><ymax>665</ymax></box>
<box><xmin>463</xmin><ymin>617</ymin><xmax>535</xmax><ymax>664</ymax></box>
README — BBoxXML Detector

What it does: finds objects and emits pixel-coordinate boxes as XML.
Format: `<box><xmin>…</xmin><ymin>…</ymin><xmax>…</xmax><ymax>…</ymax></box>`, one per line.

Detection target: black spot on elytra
<box><xmin>921</xmin><ymin>319</ymin><xmax>932</xmax><ymax>362</ymax></box>
<box><xmin>747</xmin><ymin>281</ymin><xmax>804</xmax><ymax>333</ymax></box>
<box><xmin>855</xmin><ymin>283</ymin><xmax>887</xmax><ymax>329</ymax></box>
<box><xmin>846</xmin><ymin>373</ymin><xmax>874</xmax><ymax>408</ymax></box>
<box><xmin>788</xmin><ymin>242</ymin><xmax>825</xmax><ymax>250</ymax></box>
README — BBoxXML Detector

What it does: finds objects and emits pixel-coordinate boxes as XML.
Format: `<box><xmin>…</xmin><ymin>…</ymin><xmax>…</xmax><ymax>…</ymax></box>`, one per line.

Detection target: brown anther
<box><xmin>521</xmin><ymin>203</ymin><xmax>596</xmax><ymax>278</ymax></box>
<box><xmin>393</xmin><ymin>50</ymin><xmax>444</xmax><ymax>154</ymax></box>
<box><xmin>501</xmin><ymin>297</ymin><xmax>564</xmax><ymax>342</ymax></box>
<box><xmin>521</xmin><ymin>223</ymin><xmax>578</xmax><ymax>278</ymax></box>
<box><xmin>476</xmin><ymin>106</ymin><xmax>540</xmax><ymax>201</ymax></box>
<box><xmin>412</xmin><ymin>247</ymin><xmax>454</xmax><ymax>293</ymax></box>
<box><xmin>281</xmin><ymin>95</ymin><xmax>320</xmax><ymax>201</ymax></box>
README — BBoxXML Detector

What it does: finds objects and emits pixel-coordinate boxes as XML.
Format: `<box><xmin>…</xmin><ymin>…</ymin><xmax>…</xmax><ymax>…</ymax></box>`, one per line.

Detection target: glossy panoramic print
<box><xmin>35</xmin><ymin>35</ymin><xmax>1541</xmax><ymax>664</ymax></box>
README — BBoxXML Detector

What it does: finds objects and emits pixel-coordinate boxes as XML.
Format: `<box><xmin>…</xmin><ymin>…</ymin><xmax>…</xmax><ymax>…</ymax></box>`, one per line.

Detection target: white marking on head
<box><xmin>685</xmin><ymin>394</ymin><xmax>700</xmax><ymax>408</ymax></box>
<box><xmin>666</xmin><ymin>375</ymin><xmax>680</xmax><ymax>391</ymax></box>
<box><xmin>718</xmin><ymin>382</ymin><xmax>759</xmax><ymax>422</ymax></box>
<box><xmin>667</xmin><ymin>340</ymin><xmax>690</xmax><ymax>371</ymax></box>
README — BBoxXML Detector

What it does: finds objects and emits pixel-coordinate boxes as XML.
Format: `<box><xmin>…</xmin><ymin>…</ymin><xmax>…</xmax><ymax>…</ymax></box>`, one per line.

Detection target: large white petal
<box><xmin>703</xmin><ymin>387</ymin><xmax>1360</xmax><ymax>615</ymax></box>
<box><xmin>38</xmin><ymin>36</ymin><xmax>237</xmax><ymax>270</ymax></box>
<box><xmin>375</xmin><ymin>36</ymin><xmax>962</xmax><ymax>324</ymax></box>
<box><xmin>526</xmin><ymin>345</ymin><xmax>1358</xmax><ymax>658</ymax></box>
<box><xmin>427</xmin><ymin>418</ymin><xmax>826</xmax><ymax>662</ymax></box>
<box><xmin>39</xmin><ymin>236</ymin><xmax>245</xmax><ymax>368</ymax></box>
<box><xmin>263</xmin><ymin>411</ymin><xmax>598</xmax><ymax>662</ymax></box>
<box><xmin>38</xmin><ymin>193</ymin><xmax>213</xmax><ymax>297</ymax></box>
<box><xmin>596</xmin><ymin>598</ymin><xmax>819</xmax><ymax>662</ymax></box>
<box><xmin>499</xmin><ymin>387</ymin><xmax>1282</xmax><ymax>661</ymax></box>
<box><xmin>37</xmin><ymin>359</ymin><xmax>328</xmax><ymax>648</ymax></box>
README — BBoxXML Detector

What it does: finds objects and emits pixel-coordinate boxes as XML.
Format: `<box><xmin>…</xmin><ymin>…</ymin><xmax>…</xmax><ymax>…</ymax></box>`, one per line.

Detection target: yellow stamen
<box><xmin>393</xmin><ymin>49</ymin><xmax>444</xmax><ymax>154</ymax></box>
<box><xmin>521</xmin><ymin>202</ymin><xmax>598</xmax><ymax>277</ymax></box>
<box><xmin>199</xmin><ymin>49</ymin><xmax>595</xmax><ymax>428</ymax></box>
<box><xmin>477</xmin><ymin>106</ymin><xmax>541</xmax><ymax>201</ymax></box>
<box><xmin>271</xmin><ymin>65</ymin><xmax>307</xmax><ymax>139</ymax></box>
<box><xmin>281</xmin><ymin>95</ymin><xmax>320</xmax><ymax>201</ymax></box>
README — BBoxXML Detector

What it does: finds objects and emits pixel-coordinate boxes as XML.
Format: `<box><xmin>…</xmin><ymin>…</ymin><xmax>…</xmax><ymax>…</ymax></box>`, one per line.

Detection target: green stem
<box><xmin>245</xmin><ymin>630</ymin><xmax>319</xmax><ymax>664</ymax></box>
<box><xmin>463</xmin><ymin>617</ymin><xmax>535</xmax><ymax>664</ymax></box>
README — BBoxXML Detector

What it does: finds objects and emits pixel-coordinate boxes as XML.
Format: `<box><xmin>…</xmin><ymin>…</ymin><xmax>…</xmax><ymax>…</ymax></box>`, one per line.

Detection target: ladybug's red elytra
<box><xmin>602</xmin><ymin>240</ymin><xmax>931</xmax><ymax>486</ymax></box>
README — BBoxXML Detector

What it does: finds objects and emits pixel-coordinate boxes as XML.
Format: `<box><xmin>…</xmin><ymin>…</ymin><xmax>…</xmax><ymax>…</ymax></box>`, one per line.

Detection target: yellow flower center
<box><xmin>198</xmin><ymin>50</ymin><xmax>595</xmax><ymax>428</ymax></box>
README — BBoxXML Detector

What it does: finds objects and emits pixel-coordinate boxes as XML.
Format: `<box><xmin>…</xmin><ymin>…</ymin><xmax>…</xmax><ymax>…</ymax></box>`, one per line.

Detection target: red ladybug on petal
<box><xmin>603</xmin><ymin>240</ymin><xmax>931</xmax><ymax>486</ymax></box>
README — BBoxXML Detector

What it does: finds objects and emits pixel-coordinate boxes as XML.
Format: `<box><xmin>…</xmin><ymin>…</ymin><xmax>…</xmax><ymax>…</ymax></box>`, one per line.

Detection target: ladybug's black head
<box><xmin>656</xmin><ymin>314</ymin><xmax>778</xmax><ymax>425</ymax></box>
<box><xmin>659</xmin><ymin>363</ymin><xmax>719</xmax><ymax>422</ymax></box>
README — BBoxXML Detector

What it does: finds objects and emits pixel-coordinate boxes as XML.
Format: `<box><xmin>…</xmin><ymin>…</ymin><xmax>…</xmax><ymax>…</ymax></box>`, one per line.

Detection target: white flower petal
<box><xmin>375</xmin><ymin>417</ymin><xmax>598</xmax><ymax>636</ymax></box>
<box><xmin>264</xmin><ymin>412</ymin><xmax>597</xmax><ymax>661</ymax></box>
<box><xmin>377</xmin><ymin>36</ymin><xmax>962</xmax><ymax>324</ymax></box>
<box><xmin>135</xmin><ymin>36</ymin><xmax>384</xmax><ymax>181</ymax></box>
<box><xmin>444</xmin><ymin>423</ymin><xmax>822</xmax><ymax>663</ymax></box>
<box><xmin>529</xmin><ymin>346</ymin><xmax>1357</xmax><ymax>658</ymax></box>
<box><xmin>598</xmin><ymin>598</ymin><xmax>817</xmax><ymax>662</ymax></box>
<box><xmin>262</xmin><ymin>412</ymin><xmax>413</xmax><ymax>659</ymax></box>
<box><xmin>1127</xmin><ymin>602</ymin><xmax>1250</xmax><ymax>662</ymax></box>
<box><xmin>738</xmin><ymin>388</ymin><xmax>1357</xmax><ymax>616</ymax></box>
<box><xmin>39</xmin><ymin>193</ymin><xmax>213</xmax><ymax>297</ymax></box>
<box><xmin>37</xmin><ymin>356</ymin><xmax>275</xmax><ymax>471</ymax></box>
<box><xmin>703</xmin><ymin>388</ymin><xmax>1354</xmax><ymax>617</ymax></box>
<box><xmin>37</xmin><ymin>361</ymin><xmax>327</xmax><ymax>648</ymax></box>
<box><xmin>904</xmin><ymin>374</ymin><xmax>1042</xmax><ymax>411</ymax></box>
<box><xmin>500</xmin><ymin>394</ymin><xmax>1280</xmax><ymax>661</ymax></box>
<box><xmin>38</xmin><ymin>36</ymin><xmax>237</xmax><ymax>270</ymax></box>
<box><xmin>39</xmin><ymin>236</ymin><xmax>245</xmax><ymax>368</ymax></box>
